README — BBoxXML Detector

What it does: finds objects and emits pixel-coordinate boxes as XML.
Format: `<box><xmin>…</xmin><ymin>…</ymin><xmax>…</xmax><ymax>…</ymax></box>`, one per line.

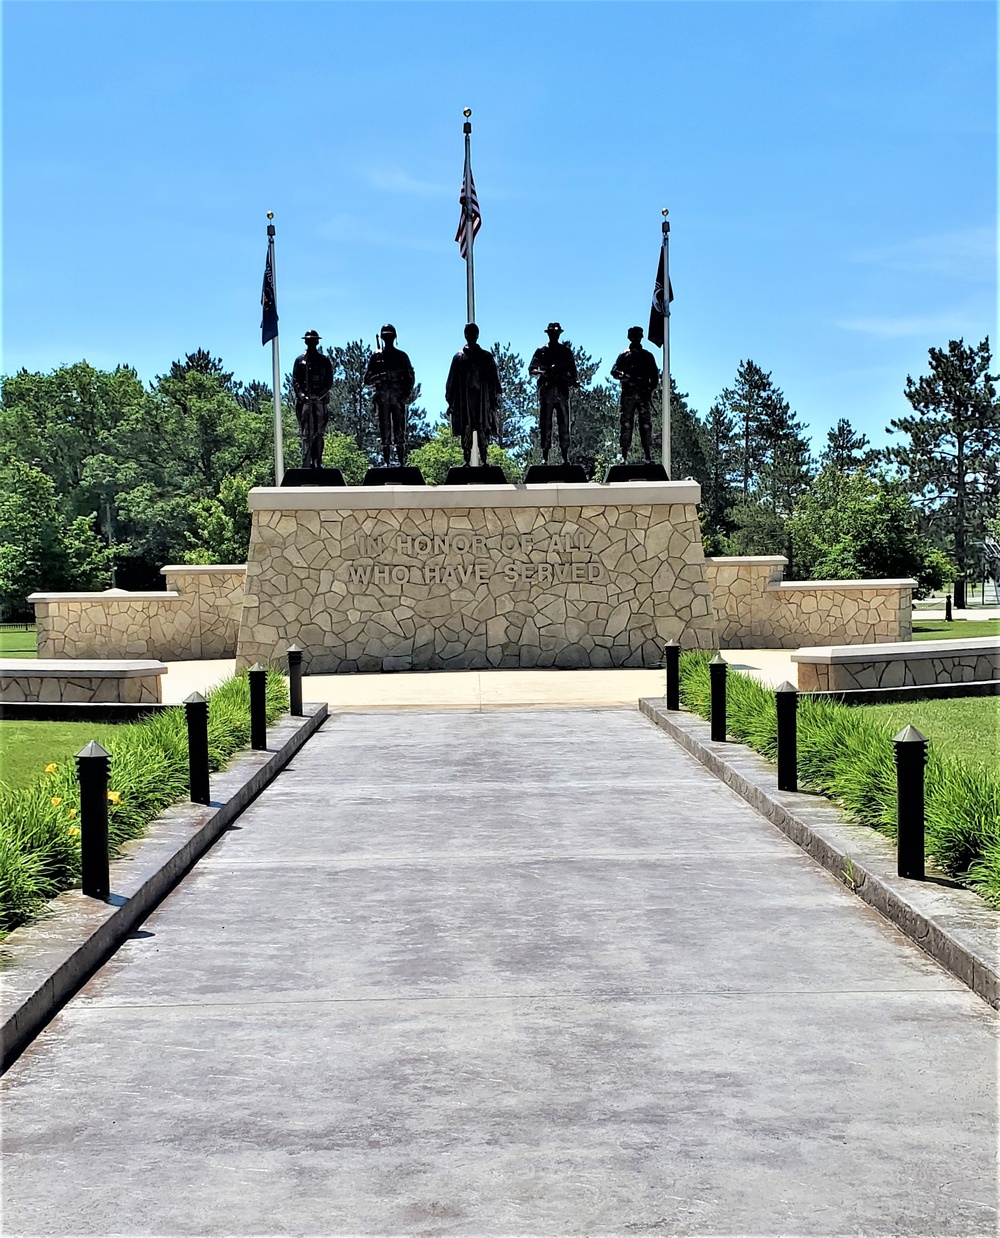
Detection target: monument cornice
<box><xmin>248</xmin><ymin>480</ymin><xmax>701</xmax><ymax>511</ymax></box>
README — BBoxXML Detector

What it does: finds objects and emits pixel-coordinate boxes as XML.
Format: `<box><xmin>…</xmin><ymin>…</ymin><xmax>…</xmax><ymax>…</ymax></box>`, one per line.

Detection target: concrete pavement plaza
<box><xmin>2</xmin><ymin>706</ymin><xmax>997</xmax><ymax>1236</ymax></box>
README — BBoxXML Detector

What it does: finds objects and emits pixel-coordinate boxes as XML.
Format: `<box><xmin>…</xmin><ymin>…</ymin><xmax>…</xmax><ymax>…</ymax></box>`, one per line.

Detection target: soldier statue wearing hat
<box><xmin>611</xmin><ymin>326</ymin><xmax>659</xmax><ymax>463</ymax></box>
<box><xmin>529</xmin><ymin>323</ymin><xmax>579</xmax><ymax>465</ymax></box>
<box><xmin>291</xmin><ymin>330</ymin><xmax>334</xmax><ymax>469</ymax></box>
<box><xmin>363</xmin><ymin>324</ymin><xmax>416</xmax><ymax>466</ymax></box>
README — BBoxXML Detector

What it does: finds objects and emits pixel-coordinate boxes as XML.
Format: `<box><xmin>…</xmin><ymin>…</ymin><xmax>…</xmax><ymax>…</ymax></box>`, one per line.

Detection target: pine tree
<box><xmin>820</xmin><ymin>418</ymin><xmax>874</xmax><ymax>472</ymax></box>
<box><xmin>886</xmin><ymin>337</ymin><xmax>1000</xmax><ymax>607</ymax></box>
<box><xmin>700</xmin><ymin>402</ymin><xmax>738</xmax><ymax>550</ymax></box>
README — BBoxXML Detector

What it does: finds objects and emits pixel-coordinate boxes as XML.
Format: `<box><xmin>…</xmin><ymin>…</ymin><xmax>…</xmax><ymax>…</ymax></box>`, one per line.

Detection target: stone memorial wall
<box><xmin>236</xmin><ymin>482</ymin><xmax>718</xmax><ymax>672</ymax></box>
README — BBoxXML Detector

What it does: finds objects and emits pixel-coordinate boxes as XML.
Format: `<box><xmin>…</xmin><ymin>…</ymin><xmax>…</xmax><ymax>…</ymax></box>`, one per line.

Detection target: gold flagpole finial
<box><xmin>267</xmin><ymin>211</ymin><xmax>274</xmax><ymax>220</ymax></box>
<box><xmin>463</xmin><ymin>107</ymin><xmax>472</xmax><ymax>118</ymax></box>
<box><xmin>662</xmin><ymin>208</ymin><xmax>669</xmax><ymax>217</ymax></box>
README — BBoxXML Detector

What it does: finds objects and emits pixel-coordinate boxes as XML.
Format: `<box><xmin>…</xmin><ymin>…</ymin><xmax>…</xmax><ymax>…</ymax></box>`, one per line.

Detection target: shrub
<box><xmin>0</xmin><ymin>669</ymin><xmax>288</xmax><ymax>936</ymax></box>
<box><xmin>678</xmin><ymin>652</ymin><xmax>1000</xmax><ymax>907</ymax></box>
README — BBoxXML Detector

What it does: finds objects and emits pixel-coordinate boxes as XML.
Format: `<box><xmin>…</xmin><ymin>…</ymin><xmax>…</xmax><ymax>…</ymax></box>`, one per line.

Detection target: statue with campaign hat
<box><xmin>291</xmin><ymin>329</ymin><xmax>334</xmax><ymax>469</ymax></box>
<box><xmin>363</xmin><ymin>324</ymin><xmax>416</xmax><ymax>465</ymax></box>
<box><xmin>529</xmin><ymin>322</ymin><xmax>579</xmax><ymax>465</ymax></box>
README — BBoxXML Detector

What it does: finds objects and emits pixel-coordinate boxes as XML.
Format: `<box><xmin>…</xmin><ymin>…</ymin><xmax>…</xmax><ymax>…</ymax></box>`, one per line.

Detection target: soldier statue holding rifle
<box><xmin>611</xmin><ymin>326</ymin><xmax>659</xmax><ymax>463</ymax></box>
<box><xmin>363</xmin><ymin>324</ymin><xmax>416</xmax><ymax>466</ymax></box>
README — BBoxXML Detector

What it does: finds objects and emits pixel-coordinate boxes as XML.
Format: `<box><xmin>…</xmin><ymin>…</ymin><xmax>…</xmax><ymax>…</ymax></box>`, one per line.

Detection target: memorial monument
<box><xmin>283</xmin><ymin>330</ymin><xmax>345</xmax><ymax>487</ymax></box>
<box><xmin>524</xmin><ymin>323</ymin><xmax>588</xmax><ymax>483</ymax></box>
<box><xmin>611</xmin><ymin>327</ymin><xmax>658</xmax><ymax>463</ymax></box>
<box><xmin>443</xmin><ymin>323</ymin><xmax>507</xmax><ymax>484</ymax></box>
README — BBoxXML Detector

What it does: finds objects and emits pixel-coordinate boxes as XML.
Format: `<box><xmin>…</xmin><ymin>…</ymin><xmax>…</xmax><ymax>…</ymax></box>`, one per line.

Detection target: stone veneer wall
<box><xmin>705</xmin><ymin>556</ymin><xmax>914</xmax><ymax>649</ymax></box>
<box><xmin>30</xmin><ymin>567</ymin><xmax>246</xmax><ymax>661</ymax></box>
<box><xmin>0</xmin><ymin>661</ymin><xmax>165</xmax><ymax>703</ymax></box>
<box><xmin>795</xmin><ymin>639</ymin><xmax>1000</xmax><ymax>692</ymax></box>
<box><xmin>236</xmin><ymin>483</ymin><xmax>718</xmax><ymax>672</ymax></box>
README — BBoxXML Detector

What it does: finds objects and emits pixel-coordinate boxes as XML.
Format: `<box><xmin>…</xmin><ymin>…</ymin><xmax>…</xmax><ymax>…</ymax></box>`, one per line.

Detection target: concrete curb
<box><xmin>639</xmin><ymin>698</ymin><xmax>1000</xmax><ymax>1009</ymax></box>
<box><xmin>0</xmin><ymin>703</ymin><xmax>328</xmax><ymax>1070</ymax></box>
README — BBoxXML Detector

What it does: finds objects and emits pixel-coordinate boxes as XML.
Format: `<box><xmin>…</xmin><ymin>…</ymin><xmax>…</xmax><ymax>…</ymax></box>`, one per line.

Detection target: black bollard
<box><xmin>944</xmin><ymin>594</ymin><xmax>953</xmax><ymax>622</ymax></box>
<box><xmin>709</xmin><ymin>654</ymin><xmax>728</xmax><ymax>742</ymax></box>
<box><xmin>249</xmin><ymin>663</ymin><xmax>268</xmax><ymax>751</ymax></box>
<box><xmin>184</xmin><ymin>691</ymin><xmax>210</xmax><ymax>805</ymax></box>
<box><xmin>775</xmin><ymin>681</ymin><xmax>798</xmax><ymax>792</ymax></box>
<box><xmin>894</xmin><ymin>725</ymin><xmax>928</xmax><ymax>880</ymax></box>
<box><xmin>76</xmin><ymin>741</ymin><xmax>110</xmax><ymax>900</ymax></box>
<box><xmin>663</xmin><ymin>641</ymin><xmax>680</xmax><ymax>711</ymax></box>
<box><xmin>287</xmin><ymin>645</ymin><xmax>304</xmax><ymax>717</ymax></box>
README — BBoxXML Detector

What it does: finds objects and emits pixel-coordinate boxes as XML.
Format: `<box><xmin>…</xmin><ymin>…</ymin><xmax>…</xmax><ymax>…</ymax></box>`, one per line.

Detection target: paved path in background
<box><xmin>3</xmin><ymin>709</ymin><xmax>997</xmax><ymax>1236</ymax></box>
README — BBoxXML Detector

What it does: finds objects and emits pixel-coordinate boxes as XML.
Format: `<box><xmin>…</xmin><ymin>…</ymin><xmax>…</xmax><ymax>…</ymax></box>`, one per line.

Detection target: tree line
<box><xmin>0</xmin><ymin>336</ymin><xmax>997</xmax><ymax>608</ymax></box>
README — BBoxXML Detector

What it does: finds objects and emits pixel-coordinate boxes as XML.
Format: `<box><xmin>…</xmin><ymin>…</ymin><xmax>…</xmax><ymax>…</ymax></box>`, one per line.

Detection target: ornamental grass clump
<box><xmin>677</xmin><ymin>651</ymin><xmax>1000</xmax><ymax>908</ymax></box>
<box><xmin>0</xmin><ymin>669</ymin><xmax>288</xmax><ymax>936</ymax></box>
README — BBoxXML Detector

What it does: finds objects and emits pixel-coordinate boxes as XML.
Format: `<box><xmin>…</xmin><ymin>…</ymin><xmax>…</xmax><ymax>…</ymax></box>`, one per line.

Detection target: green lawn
<box><xmin>859</xmin><ymin>697</ymin><xmax>1000</xmax><ymax>769</ymax></box>
<box><xmin>0</xmin><ymin>720</ymin><xmax>127</xmax><ymax>791</ymax></box>
<box><xmin>0</xmin><ymin>627</ymin><xmax>37</xmax><ymax>658</ymax></box>
<box><xmin>911</xmin><ymin>619</ymin><xmax>1000</xmax><ymax>640</ymax></box>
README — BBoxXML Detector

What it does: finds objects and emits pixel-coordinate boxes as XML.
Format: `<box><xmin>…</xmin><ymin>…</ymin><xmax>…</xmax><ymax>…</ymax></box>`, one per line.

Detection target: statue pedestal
<box><xmin>362</xmin><ymin>467</ymin><xmax>426</xmax><ymax>486</ymax></box>
<box><xmin>280</xmin><ymin>467</ymin><xmax>345</xmax><ymax>487</ymax></box>
<box><xmin>523</xmin><ymin>463</ymin><xmax>588</xmax><ymax>484</ymax></box>
<box><xmin>603</xmin><ymin>462</ymin><xmax>670</xmax><ymax>483</ymax></box>
<box><xmin>237</xmin><ymin>480</ymin><xmax>718</xmax><ymax>673</ymax></box>
<box><xmin>444</xmin><ymin>465</ymin><xmax>509</xmax><ymax>485</ymax></box>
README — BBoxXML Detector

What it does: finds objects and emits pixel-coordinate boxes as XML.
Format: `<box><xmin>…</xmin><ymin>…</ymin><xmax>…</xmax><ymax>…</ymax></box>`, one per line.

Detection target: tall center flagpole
<box><xmin>463</xmin><ymin>108</ymin><xmax>480</xmax><ymax>467</ymax></box>
<box><xmin>661</xmin><ymin>209</ymin><xmax>671</xmax><ymax>479</ymax></box>
<box><xmin>267</xmin><ymin>214</ymin><xmax>284</xmax><ymax>484</ymax></box>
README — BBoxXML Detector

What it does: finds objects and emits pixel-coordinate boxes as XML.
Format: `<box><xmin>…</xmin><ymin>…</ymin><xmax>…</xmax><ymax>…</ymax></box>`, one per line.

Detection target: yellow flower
<box><xmin>44</xmin><ymin>763</ymin><xmax>58</xmax><ymax>774</ymax></box>
<box><xmin>67</xmin><ymin>808</ymin><xmax>77</xmax><ymax>820</ymax></box>
<box><xmin>107</xmin><ymin>791</ymin><xmax>121</xmax><ymax>804</ymax></box>
<box><xmin>50</xmin><ymin>796</ymin><xmax>62</xmax><ymax>807</ymax></box>
<box><xmin>69</xmin><ymin>826</ymin><xmax>80</xmax><ymax>838</ymax></box>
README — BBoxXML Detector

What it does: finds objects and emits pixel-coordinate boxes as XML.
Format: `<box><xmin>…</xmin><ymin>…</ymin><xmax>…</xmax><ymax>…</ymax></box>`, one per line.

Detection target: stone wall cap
<box><xmin>28</xmin><ymin>591</ymin><xmax>182</xmax><ymax>602</ymax></box>
<box><xmin>770</xmin><ymin>578</ymin><xmax>917</xmax><ymax>591</ymax></box>
<box><xmin>0</xmin><ymin>659</ymin><xmax>168</xmax><ymax>676</ymax></box>
<box><xmin>792</xmin><ymin>637</ymin><xmax>1000</xmax><ymax>663</ymax></box>
<box><xmin>247</xmin><ymin>480</ymin><xmax>702</xmax><ymax>512</ymax></box>
<box><xmin>160</xmin><ymin>564</ymin><xmax>247</xmax><ymax>574</ymax></box>
<box><xmin>706</xmin><ymin>555</ymin><xmax>788</xmax><ymax>565</ymax></box>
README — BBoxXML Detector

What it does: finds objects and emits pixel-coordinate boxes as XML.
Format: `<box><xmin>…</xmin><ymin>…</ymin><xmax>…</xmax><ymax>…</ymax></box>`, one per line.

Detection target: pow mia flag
<box><xmin>261</xmin><ymin>249</ymin><xmax>278</xmax><ymax>346</ymax></box>
<box><xmin>647</xmin><ymin>245</ymin><xmax>674</xmax><ymax>349</ymax></box>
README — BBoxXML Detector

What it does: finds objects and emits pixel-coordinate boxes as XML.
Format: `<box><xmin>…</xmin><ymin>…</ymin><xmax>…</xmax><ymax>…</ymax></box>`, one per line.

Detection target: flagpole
<box><xmin>462</xmin><ymin>108</ymin><xmax>480</xmax><ymax>467</ymax></box>
<box><xmin>267</xmin><ymin>213</ymin><xmax>284</xmax><ymax>485</ymax></box>
<box><xmin>661</xmin><ymin>208</ymin><xmax>671</xmax><ymax>479</ymax></box>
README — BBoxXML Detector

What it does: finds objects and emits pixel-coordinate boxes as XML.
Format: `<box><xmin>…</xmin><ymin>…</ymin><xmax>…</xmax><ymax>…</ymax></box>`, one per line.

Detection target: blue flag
<box><xmin>261</xmin><ymin>248</ymin><xmax>278</xmax><ymax>345</ymax></box>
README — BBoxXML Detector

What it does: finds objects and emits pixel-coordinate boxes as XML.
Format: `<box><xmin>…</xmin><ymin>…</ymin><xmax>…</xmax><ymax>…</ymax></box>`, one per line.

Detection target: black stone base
<box><xmin>523</xmin><ymin>463</ymin><xmax>589</xmax><ymax>484</ymax></box>
<box><xmin>362</xmin><ymin>466</ymin><xmax>426</xmax><ymax>486</ymax></box>
<box><xmin>444</xmin><ymin>465</ymin><xmax>510</xmax><ymax>485</ymax></box>
<box><xmin>280</xmin><ymin>467</ymin><xmax>346</xmax><ymax>487</ymax></box>
<box><xmin>603</xmin><ymin>462</ymin><xmax>670</xmax><ymax>483</ymax></box>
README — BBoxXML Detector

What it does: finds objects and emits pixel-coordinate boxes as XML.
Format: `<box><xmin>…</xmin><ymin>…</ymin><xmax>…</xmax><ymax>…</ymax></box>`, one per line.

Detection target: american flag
<box><xmin>455</xmin><ymin>167</ymin><xmax>481</xmax><ymax>259</ymax></box>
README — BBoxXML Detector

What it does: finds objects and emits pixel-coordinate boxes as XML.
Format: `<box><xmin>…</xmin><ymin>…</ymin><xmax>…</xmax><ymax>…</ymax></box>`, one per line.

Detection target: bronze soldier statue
<box><xmin>529</xmin><ymin>322</ymin><xmax>578</xmax><ymax>465</ymax></box>
<box><xmin>291</xmin><ymin>330</ymin><xmax>334</xmax><ymax>469</ymax></box>
<box><xmin>445</xmin><ymin>323</ymin><xmax>501</xmax><ymax>466</ymax></box>
<box><xmin>363</xmin><ymin>324</ymin><xmax>415</xmax><ymax>465</ymax></box>
<box><xmin>611</xmin><ymin>326</ymin><xmax>659</xmax><ymax>462</ymax></box>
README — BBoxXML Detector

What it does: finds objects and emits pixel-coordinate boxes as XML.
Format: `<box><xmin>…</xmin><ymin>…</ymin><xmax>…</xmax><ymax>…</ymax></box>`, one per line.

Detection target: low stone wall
<box><xmin>30</xmin><ymin>567</ymin><xmax>245</xmax><ymax>661</ymax></box>
<box><xmin>237</xmin><ymin>482</ymin><xmax>718</xmax><ymax>672</ymax></box>
<box><xmin>793</xmin><ymin>638</ymin><xmax>1000</xmax><ymax>692</ymax></box>
<box><xmin>706</xmin><ymin>556</ymin><xmax>914</xmax><ymax>648</ymax></box>
<box><xmin>0</xmin><ymin>660</ymin><xmax>166</xmax><ymax>704</ymax></box>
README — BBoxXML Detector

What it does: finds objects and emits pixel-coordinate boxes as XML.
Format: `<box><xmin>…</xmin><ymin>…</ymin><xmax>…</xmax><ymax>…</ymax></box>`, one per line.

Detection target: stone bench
<box><xmin>0</xmin><ymin>660</ymin><xmax>168</xmax><ymax>704</ymax></box>
<box><xmin>791</xmin><ymin>638</ymin><xmax>1000</xmax><ymax>692</ymax></box>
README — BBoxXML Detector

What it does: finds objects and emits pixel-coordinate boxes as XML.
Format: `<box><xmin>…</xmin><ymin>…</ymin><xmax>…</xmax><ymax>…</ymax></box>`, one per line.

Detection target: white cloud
<box><xmin>836</xmin><ymin>312</ymin><xmax>982</xmax><ymax>339</ymax></box>
<box><xmin>848</xmin><ymin>227</ymin><xmax>996</xmax><ymax>282</ymax></box>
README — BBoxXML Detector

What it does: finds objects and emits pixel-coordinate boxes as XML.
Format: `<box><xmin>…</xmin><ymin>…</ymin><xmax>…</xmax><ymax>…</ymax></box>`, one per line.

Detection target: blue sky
<box><xmin>3</xmin><ymin>1</ymin><xmax>996</xmax><ymax>453</ymax></box>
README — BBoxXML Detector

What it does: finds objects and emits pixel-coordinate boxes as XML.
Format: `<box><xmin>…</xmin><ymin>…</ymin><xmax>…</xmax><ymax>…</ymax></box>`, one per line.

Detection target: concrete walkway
<box><xmin>2</xmin><ymin>708</ymin><xmax>996</xmax><ymax>1236</ymax></box>
<box><xmin>162</xmin><ymin>650</ymin><xmax>799</xmax><ymax>709</ymax></box>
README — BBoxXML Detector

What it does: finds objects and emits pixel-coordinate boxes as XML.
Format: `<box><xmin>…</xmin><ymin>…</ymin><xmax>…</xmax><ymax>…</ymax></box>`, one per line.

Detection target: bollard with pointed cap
<box><xmin>709</xmin><ymin>653</ymin><xmax>728</xmax><ymax>742</ymax></box>
<box><xmin>76</xmin><ymin>740</ymin><xmax>111</xmax><ymax>899</ymax></box>
<box><xmin>248</xmin><ymin>663</ymin><xmax>268</xmax><ymax>750</ymax></box>
<box><xmin>663</xmin><ymin>640</ymin><xmax>680</xmax><ymax>711</ymax></box>
<box><xmin>287</xmin><ymin>644</ymin><xmax>304</xmax><ymax>717</ymax></box>
<box><xmin>893</xmin><ymin>724</ymin><xmax>928</xmax><ymax>879</ymax></box>
<box><xmin>184</xmin><ymin>691</ymin><xmax>211</xmax><ymax>804</ymax></box>
<box><xmin>775</xmin><ymin>680</ymin><xmax>799</xmax><ymax>792</ymax></box>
